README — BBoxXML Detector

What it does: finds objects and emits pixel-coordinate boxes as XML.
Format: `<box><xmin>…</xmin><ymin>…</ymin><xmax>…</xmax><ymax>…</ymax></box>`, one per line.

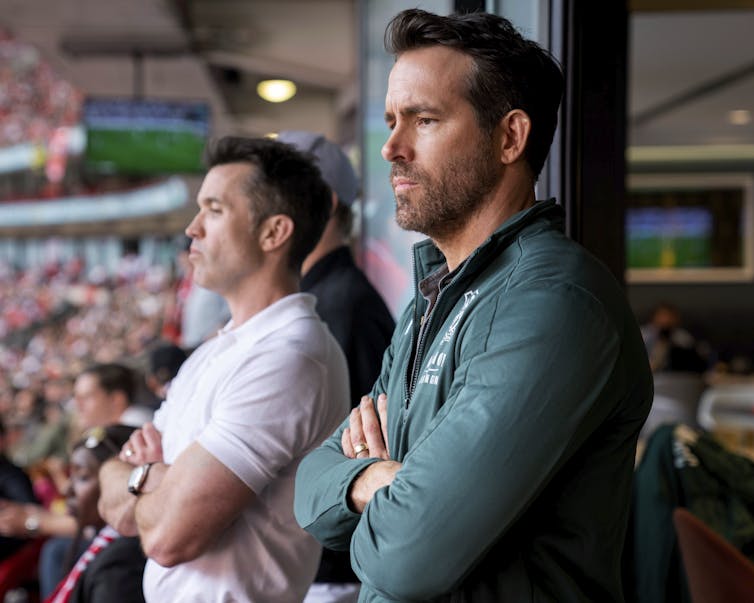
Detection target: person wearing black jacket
<box><xmin>277</xmin><ymin>131</ymin><xmax>395</xmax><ymax>601</ymax></box>
<box><xmin>301</xmin><ymin>246</ymin><xmax>395</xmax><ymax>403</ymax></box>
<box><xmin>279</xmin><ymin>131</ymin><xmax>395</xmax><ymax>404</ymax></box>
<box><xmin>0</xmin><ymin>418</ymin><xmax>38</xmax><ymax>561</ymax></box>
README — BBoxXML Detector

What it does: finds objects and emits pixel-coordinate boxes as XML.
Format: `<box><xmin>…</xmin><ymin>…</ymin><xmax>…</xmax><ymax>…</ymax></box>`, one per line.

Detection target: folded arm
<box><xmin>348</xmin><ymin>289</ymin><xmax>622</xmax><ymax>599</ymax></box>
<box><xmin>0</xmin><ymin>501</ymin><xmax>76</xmax><ymax>538</ymax></box>
<box><xmin>300</xmin><ymin>287</ymin><xmax>624</xmax><ymax>599</ymax></box>
<box><xmin>100</xmin><ymin>441</ymin><xmax>253</xmax><ymax>567</ymax></box>
<box><xmin>295</xmin><ymin>344</ymin><xmax>397</xmax><ymax>549</ymax></box>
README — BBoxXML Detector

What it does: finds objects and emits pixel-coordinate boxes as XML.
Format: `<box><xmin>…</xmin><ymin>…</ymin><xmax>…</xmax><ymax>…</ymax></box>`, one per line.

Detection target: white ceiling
<box><xmin>629</xmin><ymin>9</ymin><xmax>754</xmax><ymax>150</ymax></box>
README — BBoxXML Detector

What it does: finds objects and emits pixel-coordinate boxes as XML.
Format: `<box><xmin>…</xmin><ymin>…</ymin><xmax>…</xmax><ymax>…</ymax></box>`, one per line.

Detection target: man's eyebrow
<box><xmin>384</xmin><ymin>105</ymin><xmax>441</xmax><ymax>123</ymax></box>
<box><xmin>198</xmin><ymin>195</ymin><xmax>226</xmax><ymax>207</ymax></box>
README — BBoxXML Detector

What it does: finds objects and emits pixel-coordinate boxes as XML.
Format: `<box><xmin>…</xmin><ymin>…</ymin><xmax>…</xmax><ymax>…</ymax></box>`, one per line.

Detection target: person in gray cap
<box><xmin>276</xmin><ymin>131</ymin><xmax>395</xmax><ymax>603</ymax></box>
<box><xmin>277</xmin><ymin>131</ymin><xmax>395</xmax><ymax>404</ymax></box>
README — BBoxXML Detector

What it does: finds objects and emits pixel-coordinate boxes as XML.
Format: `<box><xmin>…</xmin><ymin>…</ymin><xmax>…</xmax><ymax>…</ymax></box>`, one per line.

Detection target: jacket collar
<box><xmin>411</xmin><ymin>198</ymin><xmax>563</xmax><ymax>284</ymax></box>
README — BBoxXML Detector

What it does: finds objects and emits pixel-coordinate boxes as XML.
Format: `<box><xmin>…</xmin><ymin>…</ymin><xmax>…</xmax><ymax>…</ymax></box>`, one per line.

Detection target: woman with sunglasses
<box><xmin>46</xmin><ymin>424</ymin><xmax>146</xmax><ymax>603</ymax></box>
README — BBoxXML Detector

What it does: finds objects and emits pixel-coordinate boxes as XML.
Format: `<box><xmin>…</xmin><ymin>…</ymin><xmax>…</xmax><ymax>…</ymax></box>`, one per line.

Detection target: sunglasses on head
<box><xmin>82</xmin><ymin>426</ymin><xmax>121</xmax><ymax>456</ymax></box>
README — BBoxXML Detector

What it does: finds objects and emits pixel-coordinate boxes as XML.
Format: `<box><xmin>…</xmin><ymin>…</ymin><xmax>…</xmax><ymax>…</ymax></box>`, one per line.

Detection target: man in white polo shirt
<box><xmin>98</xmin><ymin>136</ymin><xmax>350</xmax><ymax>602</ymax></box>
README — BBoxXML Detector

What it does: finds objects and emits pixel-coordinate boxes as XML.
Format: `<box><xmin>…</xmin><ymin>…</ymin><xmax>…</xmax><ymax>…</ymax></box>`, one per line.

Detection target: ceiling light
<box><xmin>728</xmin><ymin>109</ymin><xmax>751</xmax><ymax>126</ymax></box>
<box><xmin>257</xmin><ymin>80</ymin><xmax>297</xmax><ymax>103</ymax></box>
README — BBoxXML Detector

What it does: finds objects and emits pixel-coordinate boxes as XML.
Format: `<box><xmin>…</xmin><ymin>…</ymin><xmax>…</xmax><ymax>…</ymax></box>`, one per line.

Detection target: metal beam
<box><xmin>632</xmin><ymin>60</ymin><xmax>754</xmax><ymax>127</ymax></box>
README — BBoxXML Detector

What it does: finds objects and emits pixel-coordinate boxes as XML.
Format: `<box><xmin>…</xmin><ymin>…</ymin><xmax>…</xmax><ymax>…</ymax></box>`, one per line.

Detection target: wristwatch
<box><xmin>127</xmin><ymin>463</ymin><xmax>154</xmax><ymax>495</ymax></box>
<box><xmin>24</xmin><ymin>512</ymin><xmax>40</xmax><ymax>534</ymax></box>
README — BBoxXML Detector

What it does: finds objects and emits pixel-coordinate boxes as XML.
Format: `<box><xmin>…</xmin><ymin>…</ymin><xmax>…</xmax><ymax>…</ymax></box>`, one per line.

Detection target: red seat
<box><xmin>673</xmin><ymin>507</ymin><xmax>754</xmax><ymax>603</ymax></box>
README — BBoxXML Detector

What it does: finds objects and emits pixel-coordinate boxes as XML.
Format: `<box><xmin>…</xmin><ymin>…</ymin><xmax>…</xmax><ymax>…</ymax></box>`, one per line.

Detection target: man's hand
<box><xmin>0</xmin><ymin>501</ymin><xmax>76</xmax><ymax>538</ymax></box>
<box><xmin>341</xmin><ymin>394</ymin><xmax>401</xmax><ymax>512</ymax></box>
<box><xmin>0</xmin><ymin>500</ymin><xmax>31</xmax><ymax>537</ymax></box>
<box><xmin>342</xmin><ymin>394</ymin><xmax>390</xmax><ymax>459</ymax></box>
<box><xmin>348</xmin><ymin>461</ymin><xmax>401</xmax><ymax>514</ymax></box>
<box><xmin>120</xmin><ymin>422</ymin><xmax>163</xmax><ymax>466</ymax></box>
<box><xmin>98</xmin><ymin>458</ymin><xmax>165</xmax><ymax>536</ymax></box>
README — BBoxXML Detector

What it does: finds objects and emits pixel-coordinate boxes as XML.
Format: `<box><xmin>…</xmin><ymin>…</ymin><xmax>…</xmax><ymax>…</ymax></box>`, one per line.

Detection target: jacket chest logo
<box><xmin>441</xmin><ymin>289</ymin><xmax>479</xmax><ymax>343</ymax></box>
<box><xmin>418</xmin><ymin>352</ymin><xmax>448</xmax><ymax>386</ymax></box>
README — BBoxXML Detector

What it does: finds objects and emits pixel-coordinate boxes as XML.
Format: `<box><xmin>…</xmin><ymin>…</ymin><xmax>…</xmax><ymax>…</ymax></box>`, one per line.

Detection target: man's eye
<box><xmin>417</xmin><ymin>117</ymin><xmax>434</xmax><ymax>126</ymax></box>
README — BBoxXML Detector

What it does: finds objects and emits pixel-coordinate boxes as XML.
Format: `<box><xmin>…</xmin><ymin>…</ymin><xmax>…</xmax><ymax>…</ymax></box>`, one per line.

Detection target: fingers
<box><xmin>348</xmin><ymin>405</ymin><xmax>369</xmax><ymax>459</ymax></box>
<box><xmin>342</xmin><ymin>427</ymin><xmax>355</xmax><ymax>458</ymax></box>
<box><xmin>141</xmin><ymin>422</ymin><xmax>162</xmax><ymax>447</ymax></box>
<box><xmin>120</xmin><ymin>430</ymin><xmax>142</xmax><ymax>465</ymax></box>
<box><xmin>377</xmin><ymin>393</ymin><xmax>389</xmax><ymax>457</ymax></box>
<box><xmin>119</xmin><ymin>423</ymin><xmax>164</xmax><ymax>466</ymax></box>
<box><xmin>342</xmin><ymin>396</ymin><xmax>390</xmax><ymax>461</ymax></box>
<box><xmin>120</xmin><ymin>446</ymin><xmax>137</xmax><ymax>464</ymax></box>
<box><xmin>141</xmin><ymin>423</ymin><xmax>164</xmax><ymax>462</ymax></box>
<box><xmin>360</xmin><ymin>397</ymin><xmax>388</xmax><ymax>460</ymax></box>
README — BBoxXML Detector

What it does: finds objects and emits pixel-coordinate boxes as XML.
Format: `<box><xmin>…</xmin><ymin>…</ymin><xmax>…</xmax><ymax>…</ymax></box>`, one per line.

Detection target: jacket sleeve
<box><xmin>294</xmin><ymin>311</ymin><xmax>400</xmax><ymax>550</ymax></box>
<box><xmin>347</xmin><ymin>285</ymin><xmax>625</xmax><ymax>600</ymax></box>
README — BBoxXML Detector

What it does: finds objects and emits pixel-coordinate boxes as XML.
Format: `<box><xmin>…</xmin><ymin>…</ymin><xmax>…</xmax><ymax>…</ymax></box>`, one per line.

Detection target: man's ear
<box><xmin>498</xmin><ymin>109</ymin><xmax>531</xmax><ymax>166</ymax></box>
<box><xmin>329</xmin><ymin>191</ymin><xmax>338</xmax><ymax>218</ymax></box>
<box><xmin>258</xmin><ymin>214</ymin><xmax>295</xmax><ymax>252</ymax></box>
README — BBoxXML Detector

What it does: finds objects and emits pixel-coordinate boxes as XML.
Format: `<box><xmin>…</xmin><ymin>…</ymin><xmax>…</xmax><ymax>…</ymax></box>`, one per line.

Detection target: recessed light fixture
<box><xmin>728</xmin><ymin>109</ymin><xmax>751</xmax><ymax>126</ymax></box>
<box><xmin>257</xmin><ymin>79</ymin><xmax>297</xmax><ymax>103</ymax></box>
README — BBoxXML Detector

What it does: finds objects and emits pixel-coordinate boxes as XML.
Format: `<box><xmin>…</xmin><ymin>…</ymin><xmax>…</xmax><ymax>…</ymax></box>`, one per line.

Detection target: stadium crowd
<box><xmin>0</xmin><ymin>28</ymin><xmax>81</xmax><ymax>150</ymax></box>
<box><xmin>0</xmin><ymin>252</ymin><xmax>186</xmax><ymax>461</ymax></box>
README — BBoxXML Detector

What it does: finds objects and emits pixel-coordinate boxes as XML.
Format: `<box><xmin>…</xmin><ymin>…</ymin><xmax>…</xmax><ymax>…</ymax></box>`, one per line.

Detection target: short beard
<box><xmin>391</xmin><ymin>138</ymin><xmax>499</xmax><ymax>240</ymax></box>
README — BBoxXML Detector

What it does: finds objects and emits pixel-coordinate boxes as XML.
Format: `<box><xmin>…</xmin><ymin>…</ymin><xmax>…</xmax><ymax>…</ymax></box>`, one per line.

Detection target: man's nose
<box><xmin>381</xmin><ymin>125</ymin><xmax>413</xmax><ymax>164</ymax></box>
<box><xmin>185</xmin><ymin>213</ymin><xmax>202</xmax><ymax>238</ymax></box>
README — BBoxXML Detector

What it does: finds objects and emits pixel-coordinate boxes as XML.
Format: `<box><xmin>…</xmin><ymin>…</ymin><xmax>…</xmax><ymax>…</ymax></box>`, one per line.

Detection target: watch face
<box><xmin>128</xmin><ymin>464</ymin><xmax>147</xmax><ymax>495</ymax></box>
<box><xmin>24</xmin><ymin>515</ymin><xmax>40</xmax><ymax>532</ymax></box>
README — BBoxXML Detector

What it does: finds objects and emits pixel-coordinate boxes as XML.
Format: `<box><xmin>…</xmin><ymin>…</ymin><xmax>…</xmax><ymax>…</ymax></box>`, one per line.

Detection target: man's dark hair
<box><xmin>384</xmin><ymin>9</ymin><xmax>564</xmax><ymax>180</ymax></box>
<box><xmin>204</xmin><ymin>136</ymin><xmax>332</xmax><ymax>271</ymax></box>
<box><xmin>80</xmin><ymin>363</ymin><xmax>137</xmax><ymax>406</ymax></box>
<box><xmin>148</xmin><ymin>342</ymin><xmax>188</xmax><ymax>386</ymax></box>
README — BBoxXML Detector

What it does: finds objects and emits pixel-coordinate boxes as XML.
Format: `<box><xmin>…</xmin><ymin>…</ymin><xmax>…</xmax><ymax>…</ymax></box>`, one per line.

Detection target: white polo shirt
<box><xmin>145</xmin><ymin>293</ymin><xmax>350</xmax><ymax>603</ymax></box>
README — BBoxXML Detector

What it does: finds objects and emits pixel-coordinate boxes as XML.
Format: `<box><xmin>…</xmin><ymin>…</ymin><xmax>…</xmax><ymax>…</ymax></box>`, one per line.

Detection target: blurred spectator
<box><xmin>278</xmin><ymin>130</ymin><xmax>395</xmax><ymax>402</ymax></box>
<box><xmin>145</xmin><ymin>343</ymin><xmax>187</xmax><ymax>401</ymax></box>
<box><xmin>45</xmin><ymin>424</ymin><xmax>146</xmax><ymax>603</ymax></box>
<box><xmin>0</xmin><ymin>359</ymin><xmax>153</xmax><ymax>600</ymax></box>
<box><xmin>641</xmin><ymin>303</ymin><xmax>708</xmax><ymax>373</ymax></box>
<box><xmin>0</xmin><ymin>235</ymin><xmax>199</xmax><ymax>600</ymax></box>
<box><xmin>10</xmin><ymin>397</ymin><xmax>69</xmax><ymax>472</ymax></box>
<box><xmin>7</xmin><ymin>388</ymin><xmax>46</xmax><ymax>463</ymax></box>
<box><xmin>277</xmin><ymin>131</ymin><xmax>395</xmax><ymax>602</ymax></box>
<box><xmin>72</xmin><ymin>364</ymin><xmax>153</xmax><ymax>433</ymax></box>
<box><xmin>0</xmin><ymin>418</ymin><xmax>38</xmax><ymax>562</ymax></box>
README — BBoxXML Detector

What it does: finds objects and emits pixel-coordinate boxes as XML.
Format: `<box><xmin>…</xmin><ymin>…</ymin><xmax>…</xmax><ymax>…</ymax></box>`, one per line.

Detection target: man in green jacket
<box><xmin>294</xmin><ymin>8</ymin><xmax>653</xmax><ymax>602</ymax></box>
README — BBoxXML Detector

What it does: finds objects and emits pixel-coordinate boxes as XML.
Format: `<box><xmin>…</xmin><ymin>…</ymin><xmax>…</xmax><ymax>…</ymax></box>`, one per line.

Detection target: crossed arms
<box><xmin>341</xmin><ymin>394</ymin><xmax>401</xmax><ymax>513</ymax></box>
<box><xmin>295</xmin><ymin>288</ymin><xmax>624</xmax><ymax>599</ymax></box>
<box><xmin>98</xmin><ymin>422</ymin><xmax>253</xmax><ymax>567</ymax></box>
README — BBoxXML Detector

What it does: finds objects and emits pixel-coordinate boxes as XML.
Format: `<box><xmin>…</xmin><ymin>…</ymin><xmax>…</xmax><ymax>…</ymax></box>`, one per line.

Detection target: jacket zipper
<box><xmin>403</xmin><ymin>250</ymin><xmax>419</xmax><ymax>409</ymax></box>
<box><xmin>403</xmin><ymin>252</ymin><xmax>472</xmax><ymax>409</ymax></box>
